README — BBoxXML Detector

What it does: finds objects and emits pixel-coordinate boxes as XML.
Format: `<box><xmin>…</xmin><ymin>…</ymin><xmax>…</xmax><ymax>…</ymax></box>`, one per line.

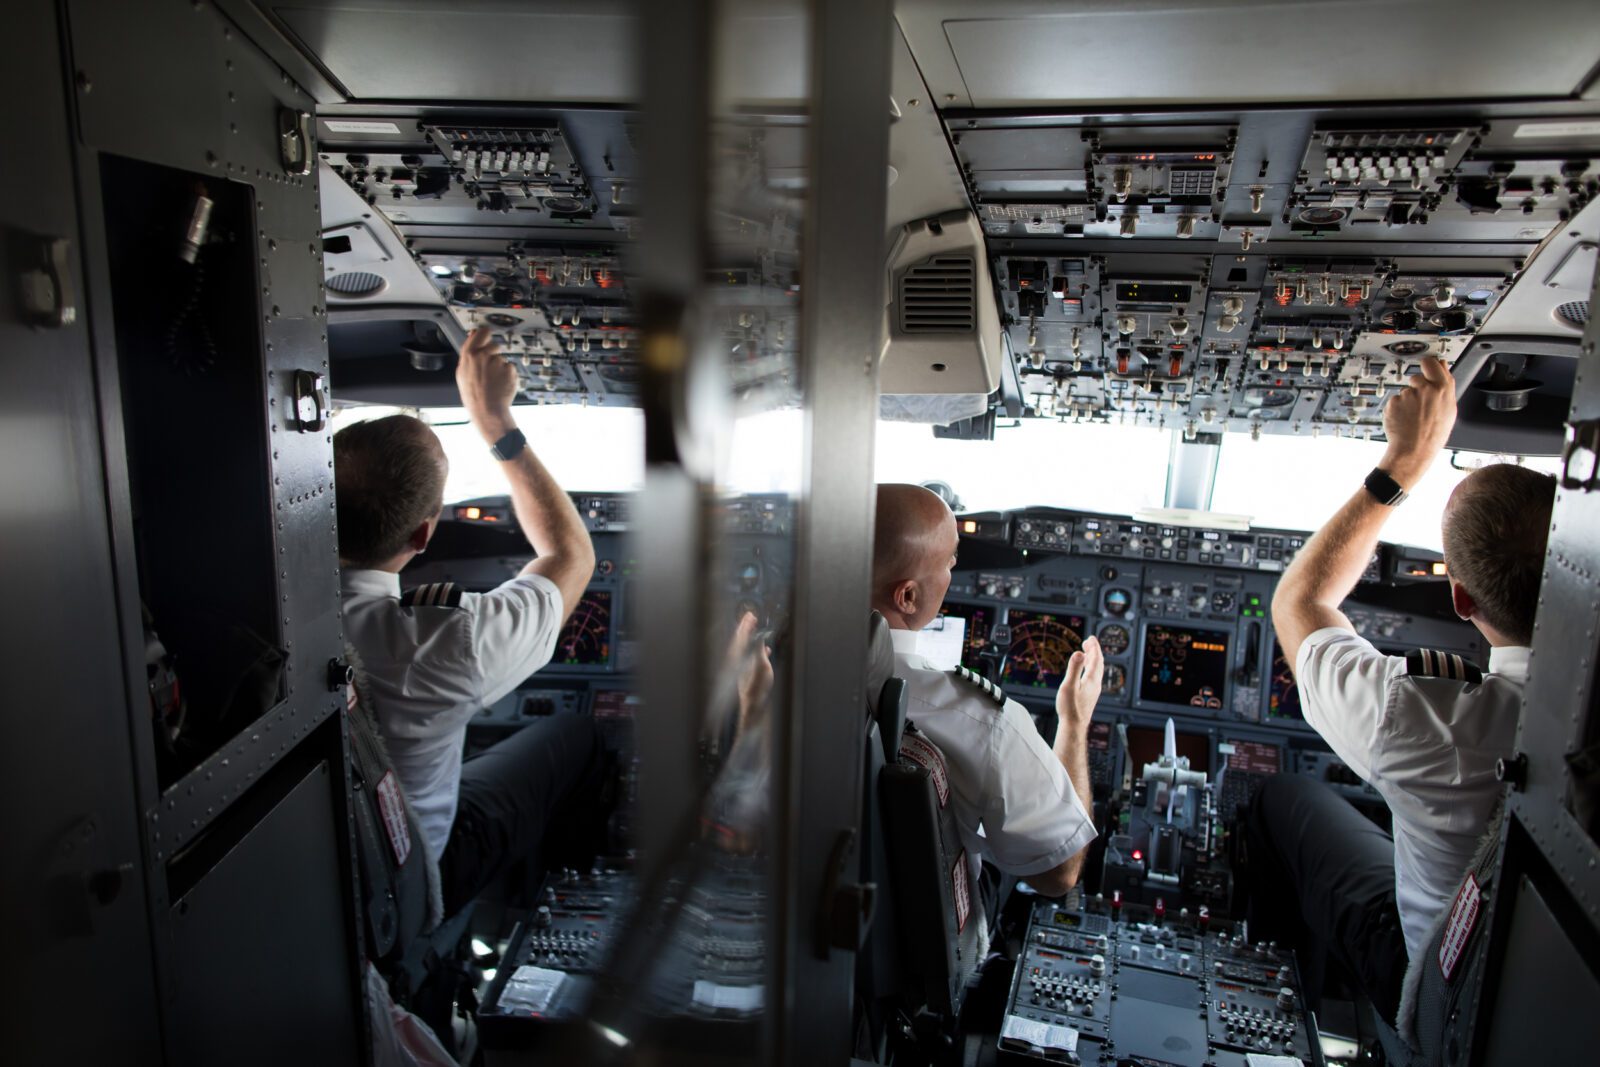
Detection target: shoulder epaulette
<box><xmin>952</xmin><ymin>665</ymin><xmax>1006</xmax><ymax>706</ymax></box>
<box><xmin>399</xmin><ymin>582</ymin><xmax>463</xmax><ymax>610</ymax></box>
<box><xmin>1403</xmin><ymin>648</ymin><xmax>1484</xmax><ymax>685</ymax></box>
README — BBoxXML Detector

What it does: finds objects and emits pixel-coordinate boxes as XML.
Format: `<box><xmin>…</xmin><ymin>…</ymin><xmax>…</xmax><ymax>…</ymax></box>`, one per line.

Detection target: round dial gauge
<box><xmin>1097</xmin><ymin>623</ymin><xmax>1130</xmax><ymax>657</ymax></box>
<box><xmin>1103</xmin><ymin>588</ymin><xmax>1132</xmax><ymax>617</ymax></box>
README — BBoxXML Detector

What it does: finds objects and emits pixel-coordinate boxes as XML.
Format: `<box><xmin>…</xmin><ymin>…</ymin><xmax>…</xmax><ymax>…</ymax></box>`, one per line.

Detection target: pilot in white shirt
<box><xmin>872</xmin><ymin>483</ymin><xmax>1102</xmax><ymax>931</ymax></box>
<box><xmin>888</xmin><ymin>629</ymin><xmax>1097</xmax><ymax>901</ymax></box>
<box><xmin>334</xmin><ymin>327</ymin><xmax>604</xmax><ymax>917</ymax></box>
<box><xmin>1254</xmin><ymin>355</ymin><xmax>1556</xmax><ymax>1023</ymax></box>
<box><xmin>340</xmin><ymin>569</ymin><xmax>565</xmax><ymax>858</ymax></box>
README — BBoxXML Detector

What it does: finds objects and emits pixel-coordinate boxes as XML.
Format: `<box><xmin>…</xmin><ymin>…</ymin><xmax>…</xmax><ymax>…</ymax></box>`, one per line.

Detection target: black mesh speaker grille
<box><xmin>899</xmin><ymin>256</ymin><xmax>976</xmax><ymax>333</ymax></box>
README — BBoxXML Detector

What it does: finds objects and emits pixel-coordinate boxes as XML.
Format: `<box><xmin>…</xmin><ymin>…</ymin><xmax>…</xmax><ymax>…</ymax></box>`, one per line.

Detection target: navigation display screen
<box><xmin>1267</xmin><ymin>639</ymin><xmax>1304</xmax><ymax>722</ymax></box>
<box><xmin>1002</xmin><ymin>610</ymin><xmax>1087</xmax><ymax>690</ymax></box>
<box><xmin>554</xmin><ymin>590</ymin><xmax>612</xmax><ymax>666</ymax></box>
<box><xmin>934</xmin><ymin>602</ymin><xmax>993</xmax><ymax>672</ymax></box>
<box><xmin>1139</xmin><ymin>624</ymin><xmax>1230</xmax><ymax>710</ymax></box>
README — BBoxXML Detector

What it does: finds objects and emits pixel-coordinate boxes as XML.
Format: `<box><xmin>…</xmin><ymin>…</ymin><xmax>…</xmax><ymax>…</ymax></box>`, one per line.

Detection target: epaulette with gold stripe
<box><xmin>1403</xmin><ymin>648</ymin><xmax>1483</xmax><ymax>685</ymax></box>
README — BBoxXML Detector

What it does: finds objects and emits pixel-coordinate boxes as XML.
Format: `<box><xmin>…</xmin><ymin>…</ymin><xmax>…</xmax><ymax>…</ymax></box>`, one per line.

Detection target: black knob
<box><xmin>327</xmin><ymin>658</ymin><xmax>354</xmax><ymax>692</ymax></box>
<box><xmin>1495</xmin><ymin>752</ymin><xmax>1528</xmax><ymax>791</ymax></box>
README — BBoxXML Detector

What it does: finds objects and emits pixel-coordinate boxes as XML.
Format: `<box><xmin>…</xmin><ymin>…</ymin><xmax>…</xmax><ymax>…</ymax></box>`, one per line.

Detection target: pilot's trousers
<box><xmin>439</xmin><ymin>713</ymin><xmax>608</xmax><ymax>917</ymax></box>
<box><xmin>1244</xmin><ymin>773</ymin><xmax>1409</xmax><ymax>1023</ymax></box>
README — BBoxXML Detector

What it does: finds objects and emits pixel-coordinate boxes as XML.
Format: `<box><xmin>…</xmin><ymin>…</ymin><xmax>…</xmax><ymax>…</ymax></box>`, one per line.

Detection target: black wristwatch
<box><xmin>1363</xmin><ymin>467</ymin><xmax>1409</xmax><ymax>506</ymax></box>
<box><xmin>489</xmin><ymin>427</ymin><xmax>527</xmax><ymax>461</ymax></box>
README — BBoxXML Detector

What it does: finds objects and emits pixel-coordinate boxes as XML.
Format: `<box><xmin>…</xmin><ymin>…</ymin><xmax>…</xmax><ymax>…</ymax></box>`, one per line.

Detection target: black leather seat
<box><xmin>855</xmin><ymin>613</ymin><xmax>982</xmax><ymax>1059</ymax></box>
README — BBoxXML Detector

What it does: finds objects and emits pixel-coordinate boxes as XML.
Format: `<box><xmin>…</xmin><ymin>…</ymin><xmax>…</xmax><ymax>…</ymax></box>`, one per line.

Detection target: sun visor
<box><xmin>878</xmin><ymin>392</ymin><xmax>989</xmax><ymax>425</ymax></box>
<box><xmin>880</xmin><ymin>210</ymin><xmax>1001</xmax><ymax>399</ymax></box>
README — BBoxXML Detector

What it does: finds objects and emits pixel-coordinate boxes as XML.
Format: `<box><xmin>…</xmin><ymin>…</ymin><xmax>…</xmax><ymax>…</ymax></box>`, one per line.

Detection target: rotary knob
<box><xmin>1167</xmin><ymin>317</ymin><xmax>1191</xmax><ymax>338</ymax></box>
<box><xmin>1116</xmin><ymin>315</ymin><xmax>1138</xmax><ymax>336</ymax></box>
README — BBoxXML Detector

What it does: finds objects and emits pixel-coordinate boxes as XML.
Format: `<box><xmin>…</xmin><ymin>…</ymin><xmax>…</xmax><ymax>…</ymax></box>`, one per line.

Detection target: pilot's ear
<box><xmin>893</xmin><ymin>578</ymin><xmax>919</xmax><ymax>617</ymax></box>
<box><xmin>408</xmin><ymin>519</ymin><xmax>434</xmax><ymax>553</ymax></box>
<box><xmin>1449</xmin><ymin>578</ymin><xmax>1476</xmax><ymax>623</ymax></box>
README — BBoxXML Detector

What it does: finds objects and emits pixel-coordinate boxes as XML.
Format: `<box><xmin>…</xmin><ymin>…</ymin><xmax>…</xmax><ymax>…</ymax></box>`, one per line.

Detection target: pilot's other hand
<box><xmin>456</xmin><ymin>326</ymin><xmax>520</xmax><ymax>435</ymax></box>
<box><xmin>733</xmin><ymin>611</ymin><xmax>774</xmax><ymax>736</ymax></box>
<box><xmin>1055</xmin><ymin>635</ymin><xmax>1103</xmax><ymax>731</ymax></box>
<box><xmin>1380</xmin><ymin>354</ymin><xmax>1457</xmax><ymax>488</ymax></box>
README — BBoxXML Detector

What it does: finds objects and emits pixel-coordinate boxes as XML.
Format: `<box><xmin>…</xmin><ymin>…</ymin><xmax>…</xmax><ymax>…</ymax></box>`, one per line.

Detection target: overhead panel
<box><xmin>270</xmin><ymin>2</ymin><xmax>638</xmax><ymax>102</ymax></box>
<box><xmin>898</xmin><ymin>0</ymin><xmax>1600</xmax><ymax>107</ymax></box>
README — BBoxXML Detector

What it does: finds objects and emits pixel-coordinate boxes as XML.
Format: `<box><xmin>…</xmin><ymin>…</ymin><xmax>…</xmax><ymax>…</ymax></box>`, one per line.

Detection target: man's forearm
<box><xmin>474</xmin><ymin>411</ymin><xmax>594</xmax><ymax>606</ymax></box>
<box><xmin>1053</xmin><ymin>721</ymin><xmax>1094</xmax><ymax>883</ymax></box>
<box><xmin>1272</xmin><ymin>487</ymin><xmax>1391</xmax><ymax>665</ymax></box>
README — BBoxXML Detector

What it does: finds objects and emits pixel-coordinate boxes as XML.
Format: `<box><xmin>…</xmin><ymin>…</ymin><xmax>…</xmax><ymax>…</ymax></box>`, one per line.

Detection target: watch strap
<box><xmin>489</xmin><ymin>427</ymin><xmax>527</xmax><ymax>461</ymax></box>
<box><xmin>1363</xmin><ymin>467</ymin><xmax>1408</xmax><ymax>506</ymax></box>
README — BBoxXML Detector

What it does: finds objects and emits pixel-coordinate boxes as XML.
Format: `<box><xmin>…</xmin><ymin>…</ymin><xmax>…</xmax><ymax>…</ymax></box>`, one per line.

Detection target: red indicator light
<box><xmin>1132</xmin><ymin>849</ymin><xmax>1144</xmax><ymax>861</ymax></box>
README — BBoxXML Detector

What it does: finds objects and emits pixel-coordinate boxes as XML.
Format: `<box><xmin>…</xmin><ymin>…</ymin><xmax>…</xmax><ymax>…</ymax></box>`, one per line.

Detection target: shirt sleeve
<box><xmin>466</xmin><ymin>573</ymin><xmax>566</xmax><ymax>706</ymax></box>
<box><xmin>980</xmin><ymin>701</ymin><xmax>1098</xmax><ymax>877</ymax></box>
<box><xmin>1294</xmin><ymin>626</ymin><xmax>1406</xmax><ymax>782</ymax></box>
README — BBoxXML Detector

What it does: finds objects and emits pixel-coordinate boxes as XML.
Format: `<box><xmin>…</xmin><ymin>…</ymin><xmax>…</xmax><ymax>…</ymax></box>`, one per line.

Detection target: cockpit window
<box><xmin>875</xmin><ymin>419</ymin><xmax>1172</xmax><ymax>516</ymax></box>
<box><xmin>330</xmin><ymin>404</ymin><xmax>647</xmax><ymax>501</ymax></box>
<box><xmin>1210</xmin><ymin>434</ymin><xmax>1561</xmax><ymax>551</ymax></box>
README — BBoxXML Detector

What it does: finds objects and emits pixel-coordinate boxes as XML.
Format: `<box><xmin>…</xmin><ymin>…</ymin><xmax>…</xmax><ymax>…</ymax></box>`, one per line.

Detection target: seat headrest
<box><xmin>865</xmin><ymin>611</ymin><xmax>896</xmax><ymax>710</ymax></box>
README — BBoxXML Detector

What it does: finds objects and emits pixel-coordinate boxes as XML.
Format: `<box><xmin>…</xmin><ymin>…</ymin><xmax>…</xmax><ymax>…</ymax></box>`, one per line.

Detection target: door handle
<box><xmin>17</xmin><ymin>235</ymin><xmax>76</xmax><ymax>328</ymax></box>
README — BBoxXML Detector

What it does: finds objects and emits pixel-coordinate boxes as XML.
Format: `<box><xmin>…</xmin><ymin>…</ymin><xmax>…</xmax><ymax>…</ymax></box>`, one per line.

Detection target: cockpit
<box><xmin>9</xmin><ymin>2</ymin><xmax>1600</xmax><ymax>1066</ymax></box>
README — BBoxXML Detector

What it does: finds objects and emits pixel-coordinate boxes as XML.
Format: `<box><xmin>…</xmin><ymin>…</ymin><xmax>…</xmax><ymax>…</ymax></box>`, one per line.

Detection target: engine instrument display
<box><xmin>1103</xmin><ymin>662</ymin><xmax>1127</xmax><ymax>697</ymax></box>
<box><xmin>1002</xmin><ymin>610</ymin><xmax>1087</xmax><ymax>690</ymax></box>
<box><xmin>1098</xmin><ymin>623</ymin><xmax>1131</xmax><ymax>656</ymax></box>
<box><xmin>936</xmin><ymin>602</ymin><xmax>994</xmax><ymax>671</ymax></box>
<box><xmin>1139</xmin><ymin>624</ymin><xmax>1230</xmax><ymax>710</ymax></box>
<box><xmin>1267</xmin><ymin>639</ymin><xmax>1304</xmax><ymax>722</ymax></box>
<box><xmin>555</xmin><ymin>590</ymin><xmax>612</xmax><ymax>666</ymax></box>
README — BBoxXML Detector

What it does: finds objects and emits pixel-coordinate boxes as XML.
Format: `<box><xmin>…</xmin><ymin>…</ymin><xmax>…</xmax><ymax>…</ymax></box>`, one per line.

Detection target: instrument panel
<box><xmin>940</xmin><ymin>505</ymin><xmax>1486</xmax><ymax>813</ymax></box>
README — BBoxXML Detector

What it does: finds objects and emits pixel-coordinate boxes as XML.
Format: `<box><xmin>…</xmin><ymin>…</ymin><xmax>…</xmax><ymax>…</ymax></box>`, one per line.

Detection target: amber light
<box><xmin>465</xmin><ymin>506</ymin><xmax>482</xmax><ymax>519</ymax></box>
<box><xmin>963</xmin><ymin>520</ymin><xmax>979</xmax><ymax>534</ymax></box>
<box><xmin>1432</xmin><ymin>562</ymin><xmax>1448</xmax><ymax>576</ymax></box>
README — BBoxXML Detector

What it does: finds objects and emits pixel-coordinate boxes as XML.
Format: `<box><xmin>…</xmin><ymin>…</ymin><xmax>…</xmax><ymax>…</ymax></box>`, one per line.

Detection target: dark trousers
<box><xmin>438</xmin><ymin>713</ymin><xmax>607</xmax><ymax>917</ymax></box>
<box><xmin>1245</xmin><ymin>773</ymin><xmax>1409</xmax><ymax>1023</ymax></box>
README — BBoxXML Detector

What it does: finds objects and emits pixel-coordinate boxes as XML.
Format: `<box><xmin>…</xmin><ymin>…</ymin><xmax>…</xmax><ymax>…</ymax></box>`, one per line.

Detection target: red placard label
<box><xmin>375</xmin><ymin>771</ymin><xmax>412</xmax><ymax>867</ymax></box>
<box><xmin>1438</xmin><ymin>873</ymin><xmax>1481</xmax><ymax>981</ymax></box>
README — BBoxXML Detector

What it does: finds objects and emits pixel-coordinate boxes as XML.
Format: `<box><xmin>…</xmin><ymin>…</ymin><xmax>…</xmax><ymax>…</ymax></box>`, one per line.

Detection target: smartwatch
<box><xmin>1363</xmin><ymin>467</ymin><xmax>1408</xmax><ymax>506</ymax></box>
<box><xmin>489</xmin><ymin>427</ymin><xmax>527</xmax><ymax>461</ymax></box>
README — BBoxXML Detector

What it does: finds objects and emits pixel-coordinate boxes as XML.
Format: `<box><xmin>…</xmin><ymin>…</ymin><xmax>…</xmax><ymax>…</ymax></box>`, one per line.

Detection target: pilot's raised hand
<box><xmin>455</xmin><ymin>326</ymin><xmax>520</xmax><ymax>440</ymax></box>
<box><xmin>1055</xmin><ymin>635</ymin><xmax>1104</xmax><ymax>733</ymax></box>
<box><xmin>1380</xmin><ymin>354</ymin><xmax>1457</xmax><ymax>489</ymax></box>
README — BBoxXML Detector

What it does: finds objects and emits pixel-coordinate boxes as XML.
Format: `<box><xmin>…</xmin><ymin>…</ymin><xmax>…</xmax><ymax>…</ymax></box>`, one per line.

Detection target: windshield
<box><xmin>330</xmin><ymin>404</ymin><xmax>1562</xmax><ymax>552</ymax></box>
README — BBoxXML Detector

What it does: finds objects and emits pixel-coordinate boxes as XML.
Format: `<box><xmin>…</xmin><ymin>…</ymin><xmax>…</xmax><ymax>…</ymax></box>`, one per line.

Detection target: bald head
<box><xmin>872</xmin><ymin>484</ymin><xmax>958</xmax><ymax>629</ymax></box>
<box><xmin>1440</xmin><ymin>463</ymin><xmax>1556</xmax><ymax>645</ymax></box>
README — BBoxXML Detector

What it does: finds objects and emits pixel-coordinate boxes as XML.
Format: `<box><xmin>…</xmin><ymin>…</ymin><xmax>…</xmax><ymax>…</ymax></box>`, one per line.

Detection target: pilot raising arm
<box><xmin>334</xmin><ymin>327</ymin><xmax>603</xmax><ymax>917</ymax></box>
<box><xmin>1257</xmin><ymin>355</ymin><xmax>1554</xmax><ymax>1022</ymax></box>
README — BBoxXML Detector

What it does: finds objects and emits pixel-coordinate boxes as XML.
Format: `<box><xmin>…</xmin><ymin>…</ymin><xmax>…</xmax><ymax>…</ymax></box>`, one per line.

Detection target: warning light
<box><xmin>1132</xmin><ymin>849</ymin><xmax>1144</xmax><ymax>861</ymax></box>
<box><xmin>962</xmin><ymin>520</ymin><xmax>979</xmax><ymax>534</ymax></box>
<box><xmin>465</xmin><ymin>506</ymin><xmax>482</xmax><ymax>520</ymax></box>
<box><xmin>1432</xmin><ymin>562</ymin><xmax>1448</xmax><ymax>576</ymax></box>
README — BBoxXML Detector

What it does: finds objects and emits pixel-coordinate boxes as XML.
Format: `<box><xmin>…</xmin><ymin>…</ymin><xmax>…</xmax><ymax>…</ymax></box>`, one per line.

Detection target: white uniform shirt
<box><xmin>890</xmin><ymin>629</ymin><xmax>1098</xmax><ymax>896</ymax></box>
<box><xmin>1296</xmin><ymin>627</ymin><xmax>1528</xmax><ymax>959</ymax></box>
<box><xmin>341</xmin><ymin>568</ymin><xmax>565</xmax><ymax>858</ymax></box>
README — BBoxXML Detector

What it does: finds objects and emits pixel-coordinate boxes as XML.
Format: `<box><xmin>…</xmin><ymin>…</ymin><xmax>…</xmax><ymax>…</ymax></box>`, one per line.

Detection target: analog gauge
<box><xmin>1103</xmin><ymin>663</ymin><xmax>1127</xmax><ymax>697</ymax></box>
<box><xmin>1296</xmin><ymin>206</ymin><xmax>1347</xmax><ymax>226</ymax></box>
<box><xmin>1104</xmin><ymin>588</ymin><xmax>1132</xmax><ymax>617</ymax></box>
<box><xmin>1388</xmin><ymin>285</ymin><xmax>1415</xmax><ymax>299</ymax></box>
<box><xmin>1242</xmin><ymin>387</ymin><xmax>1296</xmax><ymax>408</ymax></box>
<box><xmin>1211</xmin><ymin>591</ymin><xmax>1236</xmax><ymax>613</ymax></box>
<box><xmin>596</xmin><ymin>559</ymin><xmax>615</xmax><ymax>577</ymax></box>
<box><xmin>484</xmin><ymin>312</ymin><xmax>520</xmax><ymax>328</ymax></box>
<box><xmin>1098</xmin><ymin>623</ymin><xmax>1130</xmax><ymax>656</ymax></box>
<box><xmin>1411</xmin><ymin>295</ymin><xmax>1439</xmax><ymax>315</ymax></box>
<box><xmin>1385</xmin><ymin>340</ymin><xmax>1429</xmax><ymax>356</ymax></box>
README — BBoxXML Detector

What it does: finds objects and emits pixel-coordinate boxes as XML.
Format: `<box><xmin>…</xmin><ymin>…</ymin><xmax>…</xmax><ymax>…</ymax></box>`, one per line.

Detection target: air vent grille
<box><xmin>325</xmin><ymin>270</ymin><xmax>387</xmax><ymax>298</ymax></box>
<box><xmin>1556</xmin><ymin>300</ymin><xmax>1589</xmax><ymax>328</ymax></box>
<box><xmin>899</xmin><ymin>256</ymin><xmax>976</xmax><ymax>333</ymax></box>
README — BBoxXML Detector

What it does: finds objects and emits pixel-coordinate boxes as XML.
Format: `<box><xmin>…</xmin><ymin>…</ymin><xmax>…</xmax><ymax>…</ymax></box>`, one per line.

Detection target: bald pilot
<box><xmin>872</xmin><ymin>484</ymin><xmax>1101</xmax><ymax>926</ymax></box>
